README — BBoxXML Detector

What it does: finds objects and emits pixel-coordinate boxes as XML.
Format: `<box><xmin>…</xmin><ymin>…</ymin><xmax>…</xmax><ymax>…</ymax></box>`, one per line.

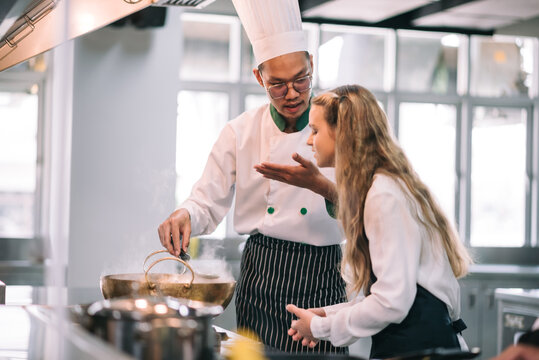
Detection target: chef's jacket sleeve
<box><xmin>311</xmin><ymin>183</ymin><xmax>422</xmax><ymax>346</ymax></box>
<box><xmin>179</xmin><ymin>123</ymin><xmax>236</xmax><ymax>236</ymax></box>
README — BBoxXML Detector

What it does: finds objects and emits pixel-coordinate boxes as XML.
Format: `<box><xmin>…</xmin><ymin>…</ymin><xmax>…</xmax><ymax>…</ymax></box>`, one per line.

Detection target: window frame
<box><xmin>0</xmin><ymin>70</ymin><xmax>46</xmax><ymax>262</ymax></box>
<box><xmin>177</xmin><ymin>12</ymin><xmax>539</xmax><ymax>262</ymax></box>
<box><xmin>388</xmin><ymin>33</ymin><xmax>539</xmax><ymax>262</ymax></box>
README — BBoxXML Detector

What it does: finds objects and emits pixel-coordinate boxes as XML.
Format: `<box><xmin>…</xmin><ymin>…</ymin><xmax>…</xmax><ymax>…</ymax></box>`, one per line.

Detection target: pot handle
<box><xmin>143</xmin><ymin>250</ymin><xmax>195</xmax><ymax>290</ymax></box>
<box><xmin>143</xmin><ymin>249</ymin><xmax>189</xmax><ymax>275</ymax></box>
<box><xmin>143</xmin><ymin>249</ymin><xmax>175</xmax><ymax>272</ymax></box>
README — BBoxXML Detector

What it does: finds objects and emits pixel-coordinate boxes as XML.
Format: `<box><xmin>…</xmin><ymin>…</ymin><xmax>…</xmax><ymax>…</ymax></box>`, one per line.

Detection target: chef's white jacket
<box><xmin>311</xmin><ymin>173</ymin><xmax>462</xmax><ymax>346</ymax></box>
<box><xmin>179</xmin><ymin>104</ymin><xmax>343</xmax><ymax>246</ymax></box>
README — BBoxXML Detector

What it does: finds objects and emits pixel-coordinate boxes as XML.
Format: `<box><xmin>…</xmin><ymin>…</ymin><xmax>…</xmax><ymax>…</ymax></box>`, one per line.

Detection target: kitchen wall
<box><xmin>67</xmin><ymin>8</ymin><xmax>183</xmax><ymax>286</ymax></box>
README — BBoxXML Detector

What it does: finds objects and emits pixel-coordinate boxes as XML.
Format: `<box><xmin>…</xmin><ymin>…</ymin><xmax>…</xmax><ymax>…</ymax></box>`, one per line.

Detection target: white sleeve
<box><xmin>322</xmin><ymin>293</ymin><xmax>364</xmax><ymax>316</ymax></box>
<box><xmin>179</xmin><ymin>124</ymin><xmax>236</xmax><ymax>236</ymax></box>
<box><xmin>310</xmin><ymin>184</ymin><xmax>422</xmax><ymax>346</ymax></box>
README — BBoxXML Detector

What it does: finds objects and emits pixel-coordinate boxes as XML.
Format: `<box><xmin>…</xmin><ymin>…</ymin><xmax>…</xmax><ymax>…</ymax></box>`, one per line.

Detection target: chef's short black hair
<box><xmin>257</xmin><ymin>51</ymin><xmax>310</xmax><ymax>72</ymax></box>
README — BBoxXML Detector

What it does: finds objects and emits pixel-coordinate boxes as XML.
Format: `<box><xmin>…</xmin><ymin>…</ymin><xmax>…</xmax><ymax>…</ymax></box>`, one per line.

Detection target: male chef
<box><xmin>158</xmin><ymin>0</ymin><xmax>347</xmax><ymax>353</ymax></box>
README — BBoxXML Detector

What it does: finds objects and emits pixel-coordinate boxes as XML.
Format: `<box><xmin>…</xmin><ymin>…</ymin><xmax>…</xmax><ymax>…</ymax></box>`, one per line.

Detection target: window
<box><xmin>470</xmin><ymin>36</ymin><xmax>534</xmax><ymax>97</ymax></box>
<box><xmin>180</xmin><ymin>13</ymin><xmax>240</xmax><ymax>82</ymax></box>
<box><xmin>398</xmin><ymin>102</ymin><xmax>457</xmax><ymax>222</ymax></box>
<box><xmin>397</xmin><ymin>30</ymin><xmax>464</xmax><ymax>94</ymax></box>
<box><xmin>318</xmin><ymin>25</ymin><xmax>390</xmax><ymax>91</ymax></box>
<box><xmin>470</xmin><ymin>106</ymin><xmax>527</xmax><ymax>247</ymax></box>
<box><xmin>177</xmin><ymin>11</ymin><xmax>539</xmax><ymax>256</ymax></box>
<box><xmin>0</xmin><ymin>91</ymin><xmax>39</xmax><ymax>238</ymax></box>
<box><xmin>0</xmin><ymin>56</ymin><xmax>46</xmax><ymax>284</ymax></box>
<box><xmin>390</xmin><ymin>33</ymin><xmax>537</xmax><ymax>256</ymax></box>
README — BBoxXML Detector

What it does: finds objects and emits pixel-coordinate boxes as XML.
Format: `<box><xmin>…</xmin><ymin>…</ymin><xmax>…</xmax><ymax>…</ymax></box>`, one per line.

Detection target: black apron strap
<box><xmin>370</xmin><ymin>285</ymin><xmax>464</xmax><ymax>359</ymax></box>
<box><xmin>451</xmin><ymin>318</ymin><xmax>467</xmax><ymax>333</ymax></box>
<box><xmin>235</xmin><ymin>233</ymin><xmax>348</xmax><ymax>354</ymax></box>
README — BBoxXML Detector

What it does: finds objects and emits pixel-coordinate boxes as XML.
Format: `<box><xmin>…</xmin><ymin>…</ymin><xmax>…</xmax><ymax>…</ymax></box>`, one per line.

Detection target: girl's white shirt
<box><xmin>311</xmin><ymin>173</ymin><xmax>462</xmax><ymax>346</ymax></box>
<box><xmin>179</xmin><ymin>104</ymin><xmax>343</xmax><ymax>246</ymax></box>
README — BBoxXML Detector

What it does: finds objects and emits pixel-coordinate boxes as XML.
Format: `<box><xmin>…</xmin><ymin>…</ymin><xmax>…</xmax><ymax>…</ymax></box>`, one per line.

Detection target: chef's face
<box><xmin>307</xmin><ymin>104</ymin><xmax>336</xmax><ymax>167</ymax></box>
<box><xmin>254</xmin><ymin>51</ymin><xmax>313</xmax><ymax>122</ymax></box>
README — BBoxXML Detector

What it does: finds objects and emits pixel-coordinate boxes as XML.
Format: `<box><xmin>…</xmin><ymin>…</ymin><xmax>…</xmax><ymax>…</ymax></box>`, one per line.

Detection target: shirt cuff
<box><xmin>323</xmin><ymin>302</ymin><xmax>350</xmax><ymax>316</ymax></box>
<box><xmin>311</xmin><ymin>315</ymin><xmax>331</xmax><ymax>339</ymax></box>
<box><xmin>177</xmin><ymin>202</ymin><xmax>199</xmax><ymax>236</ymax></box>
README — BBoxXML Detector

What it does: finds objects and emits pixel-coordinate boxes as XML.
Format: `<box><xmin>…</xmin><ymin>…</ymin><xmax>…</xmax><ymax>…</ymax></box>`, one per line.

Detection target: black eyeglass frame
<box><xmin>263</xmin><ymin>74</ymin><xmax>313</xmax><ymax>99</ymax></box>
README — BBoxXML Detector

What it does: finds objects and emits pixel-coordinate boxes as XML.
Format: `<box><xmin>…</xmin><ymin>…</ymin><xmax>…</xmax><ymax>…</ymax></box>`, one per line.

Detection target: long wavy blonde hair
<box><xmin>312</xmin><ymin>85</ymin><xmax>472</xmax><ymax>295</ymax></box>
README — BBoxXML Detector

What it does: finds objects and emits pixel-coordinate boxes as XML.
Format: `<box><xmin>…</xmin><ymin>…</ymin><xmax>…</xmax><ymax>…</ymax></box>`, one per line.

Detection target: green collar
<box><xmin>270</xmin><ymin>104</ymin><xmax>310</xmax><ymax>132</ymax></box>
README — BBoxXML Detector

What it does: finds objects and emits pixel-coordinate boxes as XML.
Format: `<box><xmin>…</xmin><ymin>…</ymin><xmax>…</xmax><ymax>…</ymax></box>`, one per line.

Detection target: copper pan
<box><xmin>100</xmin><ymin>250</ymin><xmax>236</xmax><ymax>309</ymax></box>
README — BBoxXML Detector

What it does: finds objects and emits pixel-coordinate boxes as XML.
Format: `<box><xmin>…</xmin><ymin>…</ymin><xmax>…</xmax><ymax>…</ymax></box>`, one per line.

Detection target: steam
<box><xmin>188</xmin><ymin>238</ymin><xmax>235</xmax><ymax>281</ymax></box>
<box><xmin>99</xmin><ymin>233</ymin><xmax>236</xmax><ymax>282</ymax></box>
<box><xmin>99</xmin><ymin>166</ymin><xmax>177</xmax><ymax>279</ymax></box>
<box><xmin>99</xmin><ymin>230</ymin><xmax>179</xmax><ymax>278</ymax></box>
<box><xmin>97</xmin><ymin>167</ymin><xmax>235</xmax><ymax>283</ymax></box>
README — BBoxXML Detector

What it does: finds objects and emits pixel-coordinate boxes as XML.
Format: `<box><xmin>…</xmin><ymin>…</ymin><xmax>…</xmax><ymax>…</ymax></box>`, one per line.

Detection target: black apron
<box><xmin>370</xmin><ymin>284</ymin><xmax>467</xmax><ymax>359</ymax></box>
<box><xmin>235</xmin><ymin>233</ymin><xmax>348</xmax><ymax>354</ymax></box>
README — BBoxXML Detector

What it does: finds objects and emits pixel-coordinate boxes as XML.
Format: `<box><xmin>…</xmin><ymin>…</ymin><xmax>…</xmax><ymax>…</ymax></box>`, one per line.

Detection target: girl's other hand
<box><xmin>306</xmin><ymin>307</ymin><xmax>326</xmax><ymax>317</ymax></box>
<box><xmin>286</xmin><ymin>304</ymin><xmax>319</xmax><ymax>348</ymax></box>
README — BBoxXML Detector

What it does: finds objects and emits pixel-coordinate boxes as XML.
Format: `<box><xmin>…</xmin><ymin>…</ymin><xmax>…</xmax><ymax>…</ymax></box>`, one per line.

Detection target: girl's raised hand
<box><xmin>254</xmin><ymin>153</ymin><xmax>321</xmax><ymax>191</ymax></box>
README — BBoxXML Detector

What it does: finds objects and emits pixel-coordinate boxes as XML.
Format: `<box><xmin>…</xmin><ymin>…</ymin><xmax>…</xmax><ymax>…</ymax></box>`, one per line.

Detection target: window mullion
<box><xmin>460</xmin><ymin>97</ymin><xmax>473</xmax><ymax>246</ymax></box>
<box><xmin>532</xmin><ymin>100</ymin><xmax>539</xmax><ymax>247</ymax></box>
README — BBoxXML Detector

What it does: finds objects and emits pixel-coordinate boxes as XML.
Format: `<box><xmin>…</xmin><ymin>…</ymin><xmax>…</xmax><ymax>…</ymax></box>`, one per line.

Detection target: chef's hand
<box><xmin>157</xmin><ymin>208</ymin><xmax>191</xmax><ymax>256</ymax></box>
<box><xmin>286</xmin><ymin>304</ymin><xmax>319</xmax><ymax>348</ymax></box>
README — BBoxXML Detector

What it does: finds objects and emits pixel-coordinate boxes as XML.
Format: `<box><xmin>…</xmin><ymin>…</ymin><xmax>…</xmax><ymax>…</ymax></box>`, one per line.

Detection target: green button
<box><xmin>300</xmin><ymin>207</ymin><xmax>307</xmax><ymax>215</ymax></box>
<box><xmin>267</xmin><ymin>207</ymin><xmax>275</xmax><ymax>214</ymax></box>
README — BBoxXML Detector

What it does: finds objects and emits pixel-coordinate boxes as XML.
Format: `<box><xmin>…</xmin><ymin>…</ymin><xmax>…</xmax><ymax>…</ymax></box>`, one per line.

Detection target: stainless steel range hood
<box><xmin>0</xmin><ymin>0</ymin><xmax>216</xmax><ymax>72</ymax></box>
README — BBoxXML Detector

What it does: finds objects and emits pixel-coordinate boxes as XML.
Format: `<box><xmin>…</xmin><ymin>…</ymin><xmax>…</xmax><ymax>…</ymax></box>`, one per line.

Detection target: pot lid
<box><xmin>87</xmin><ymin>296</ymin><xmax>223</xmax><ymax>321</ymax></box>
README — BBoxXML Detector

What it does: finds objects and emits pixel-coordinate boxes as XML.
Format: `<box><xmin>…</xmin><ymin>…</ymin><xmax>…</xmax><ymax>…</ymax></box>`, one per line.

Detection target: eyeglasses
<box><xmin>264</xmin><ymin>74</ymin><xmax>312</xmax><ymax>99</ymax></box>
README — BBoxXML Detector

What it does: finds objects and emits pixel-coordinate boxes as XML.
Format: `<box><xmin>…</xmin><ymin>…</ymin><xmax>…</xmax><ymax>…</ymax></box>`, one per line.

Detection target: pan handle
<box><xmin>143</xmin><ymin>249</ymin><xmax>188</xmax><ymax>275</ymax></box>
<box><xmin>143</xmin><ymin>249</ymin><xmax>171</xmax><ymax>272</ymax></box>
<box><xmin>144</xmin><ymin>255</ymin><xmax>195</xmax><ymax>290</ymax></box>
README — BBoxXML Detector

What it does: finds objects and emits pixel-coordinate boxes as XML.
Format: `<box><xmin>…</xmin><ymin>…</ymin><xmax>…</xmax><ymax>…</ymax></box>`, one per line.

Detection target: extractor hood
<box><xmin>0</xmin><ymin>0</ymin><xmax>216</xmax><ymax>72</ymax></box>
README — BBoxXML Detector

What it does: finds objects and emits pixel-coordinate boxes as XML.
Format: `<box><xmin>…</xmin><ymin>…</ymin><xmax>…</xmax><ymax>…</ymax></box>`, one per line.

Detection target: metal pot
<box><xmin>84</xmin><ymin>296</ymin><xmax>223</xmax><ymax>360</ymax></box>
<box><xmin>100</xmin><ymin>250</ymin><xmax>236</xmax><ymax>309</ymax></box>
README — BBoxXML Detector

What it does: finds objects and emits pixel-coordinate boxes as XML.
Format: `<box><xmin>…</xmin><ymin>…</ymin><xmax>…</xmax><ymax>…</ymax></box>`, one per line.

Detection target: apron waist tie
<box><xmin>451</xmin><ymin>319</ymin><xmax>467</xmax><ymax>334</ymax></box>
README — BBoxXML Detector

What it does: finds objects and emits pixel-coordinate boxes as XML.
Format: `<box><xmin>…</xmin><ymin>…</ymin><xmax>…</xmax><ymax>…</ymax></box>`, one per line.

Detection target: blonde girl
<box><xmin>285</xmin><ymin>85</ymin><xmax>472</xmax><ymax>358</ymax></box>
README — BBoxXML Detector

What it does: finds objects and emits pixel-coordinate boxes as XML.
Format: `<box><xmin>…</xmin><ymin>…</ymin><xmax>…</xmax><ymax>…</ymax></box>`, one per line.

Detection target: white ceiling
<box><xmin>302</xmin><ymin>0</ymin><xmax>434</xmax><ymax>23</ymax></box>
<box><xmin>298</xmin><ymin>0</ymin><xmax>539</xmax><ymax>36</ymax></box>
<box><xmin>414</xmin><ymin>0</ymin><xmax>539</xmax><ymax>30</ymax></box>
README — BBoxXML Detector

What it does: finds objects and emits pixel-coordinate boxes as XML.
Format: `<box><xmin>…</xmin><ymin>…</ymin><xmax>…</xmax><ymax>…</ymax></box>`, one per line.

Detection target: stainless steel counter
<box><xmin>5</xmin><ymin>285</ymin><xmax>103</xmax><ymax>306</ymax></box>
<box><xmin>0</xmin><ymin>305</ymin><xmax>134</xmax><ymax>359</ymax></box>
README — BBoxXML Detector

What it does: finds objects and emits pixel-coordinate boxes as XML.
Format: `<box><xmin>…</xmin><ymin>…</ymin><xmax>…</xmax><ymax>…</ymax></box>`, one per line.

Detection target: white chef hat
<box><xmin>232</xmin><ymin>0</ymin><xmax>308</xmax><ymax>66</ymax></box>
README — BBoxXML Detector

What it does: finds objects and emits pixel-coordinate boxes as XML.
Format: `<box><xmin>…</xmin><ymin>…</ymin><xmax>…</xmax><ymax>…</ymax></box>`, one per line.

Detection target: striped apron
<box><xmin>235</xmin><ymin>233</ymin><xmax>348</xmax><ymax>354</ymax></box>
